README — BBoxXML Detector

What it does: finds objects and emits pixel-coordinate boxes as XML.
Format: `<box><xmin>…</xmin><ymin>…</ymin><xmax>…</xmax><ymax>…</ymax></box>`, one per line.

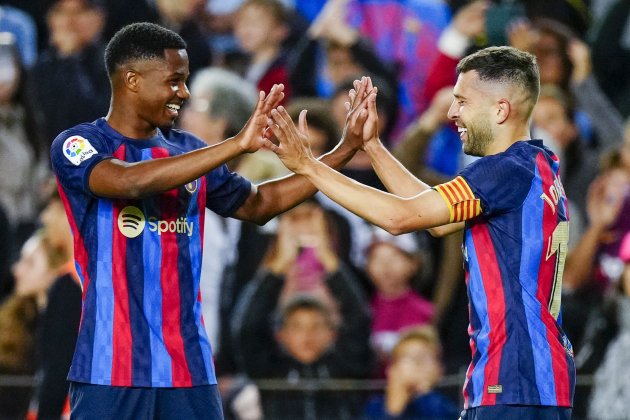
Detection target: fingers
<box><xmin>259</xmin><ymin>84</ymin><xmax>285</xmax><ymax>114</ymax></box>
<box><xmin>298</xmin><ymin>109</ymin><xmax>309</xmax><ymax>136</ymax></box>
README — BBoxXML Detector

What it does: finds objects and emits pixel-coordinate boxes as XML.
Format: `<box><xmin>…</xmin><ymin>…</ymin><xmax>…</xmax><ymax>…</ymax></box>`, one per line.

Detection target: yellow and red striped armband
<box><xmin>433</xmin><ymin>176</ymin><xmax>482</xmax><ymax>223</ymax></box>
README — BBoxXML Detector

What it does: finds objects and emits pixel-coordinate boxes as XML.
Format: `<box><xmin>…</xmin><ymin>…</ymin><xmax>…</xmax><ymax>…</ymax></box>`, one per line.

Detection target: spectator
<box><xmin>32</xmin><ymin>191</ymin><xmax>82</xmax><ymax>420</ymax></box>
<box><xmin>591</xmin><ymin>0</ymin><xmax>630</xmax><ymax>118</ymax></box>
<box><xmin>232</xmin><ymin>199</ymin><xmax>373</xmax><ymax>419</ymax></box>
<box><xmin>365</xmin><ymin>228</ymin><xmax>433</xmax><ymax>375</ymax></box>
<box><xmin>580</xmin><ymin>232</ymin><xmax>630</xmax><ymax>419</ymax></box>
<box><xmin>153</xmin><ymin>0</ymin><xmax>213</xmax><ymax>76</ymax></box>
<box><xmin>0</xmin><ymin>5</ymin><xmax>37</xmax><ymax>67</ymax></box>
<box><xmin>0</xmin><ymin>32</ymin><xmax>47</xmax><ymax>250</ymax></box>
<box><xmin>363</xmin><ymin>326</ymin><xmax>459</xmax><ymax>419</ymax></box>
<box><xmin>233</xmin><ymin>0</ymin><xmax>292</xmax><ymax>102</ymax></box>
<box><xmin>234</xmin><ymin>291</ymin><xmax>372</xmax><ymax>419</ymax></box>
<box><xmin>0</xmin><ymin>233</ymin><xmax>56</xmax><ymax>419</ymax></box>
<box><xmin>28</xmin><ymin>0</ymin><xmax>110</xmax><ymax>143</ymax></box>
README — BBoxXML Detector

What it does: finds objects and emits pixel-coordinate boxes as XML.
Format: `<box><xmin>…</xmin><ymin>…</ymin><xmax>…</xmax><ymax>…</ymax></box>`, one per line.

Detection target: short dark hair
<box><xmin>457</xmin><ymin>46</ymin><xmax>540</xmax><ymax>112</ymax></box>
<box><xmin>104</xmin><ymin>22</ymin><xmax>187</xmax><ymax>75</ymax></box>
<box><xmin>274</xmin><ymin>294</ymin><xmax>337</xmax><ymax>331</ymax></box>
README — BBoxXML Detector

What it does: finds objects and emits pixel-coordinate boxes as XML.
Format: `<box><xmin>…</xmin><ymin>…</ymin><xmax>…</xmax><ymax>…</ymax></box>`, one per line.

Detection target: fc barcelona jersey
<box><xmin>51</xmin><ymin>118</ymin><xmax>251</xmax><ymax>387</ymax></box>
<box><xmin>434</xmin><ymin>140</ymin><xmax>575</xmax><ymax>408</ymax></box>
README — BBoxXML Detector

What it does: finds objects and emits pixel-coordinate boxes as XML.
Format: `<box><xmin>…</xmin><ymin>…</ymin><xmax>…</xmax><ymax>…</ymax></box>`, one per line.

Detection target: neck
<box><xmin>106</xmin><ymin>97</ymin><xmax>157</xmax><ymax>139</ymax></box>
<box><xmin>485</xmin><ymin>125</ymin><xmax>531</xmax><ymax>156</ymax></box>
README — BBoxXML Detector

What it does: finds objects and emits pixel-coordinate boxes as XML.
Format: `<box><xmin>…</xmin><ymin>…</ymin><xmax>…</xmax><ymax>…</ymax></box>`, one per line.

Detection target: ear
<box><xmin>124</xmin><ymin>69</ymin><xmax>141</xmax><ymax>93</ymax></box>
<box><xmin>496</xmin><ymin>99</ymin><xmax>511</xmax><ymax>124</ymax></box>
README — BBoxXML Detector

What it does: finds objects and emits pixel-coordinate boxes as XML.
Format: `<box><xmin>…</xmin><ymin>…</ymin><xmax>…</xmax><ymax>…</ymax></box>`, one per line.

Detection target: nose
<box><xmin>447</xmin><ymin>100</ymin><xmax>458</xmax><ymax>121</ymax></box>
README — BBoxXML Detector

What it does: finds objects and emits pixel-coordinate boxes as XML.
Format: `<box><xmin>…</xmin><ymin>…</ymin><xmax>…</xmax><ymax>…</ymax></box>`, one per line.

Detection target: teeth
<box><xmin>458</xmin><ymin>127</ymin><xmax>467</xmax><ymax>133</ymax></box>
<box><xmin>166</xmin><ymin>104</ymin><xmax>180</xmax><ymax>111</ymax></box>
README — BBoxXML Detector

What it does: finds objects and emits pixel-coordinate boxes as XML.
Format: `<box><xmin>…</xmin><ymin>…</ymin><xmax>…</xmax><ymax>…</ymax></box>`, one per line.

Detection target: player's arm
<box><xmin>88</xmin><ymin>85</ymin><xmax>286</xmax><ymax>199</ymax></box>
<box><xmin>264</xmin><ymin>107</ymin><xmax>449</xmax><ymax>233</ymax></box>
<box><xmin>232</xmin><ymin>78</ymin><xmax>375</xmax><ymax>225</ymax></box>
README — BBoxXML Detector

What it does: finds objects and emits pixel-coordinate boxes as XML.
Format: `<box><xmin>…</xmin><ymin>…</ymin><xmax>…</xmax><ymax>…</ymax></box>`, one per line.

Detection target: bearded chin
<box><xmin>463</xmin><ymin>126</ymin><xmax>493</xmax><ymax>157</ymax></box>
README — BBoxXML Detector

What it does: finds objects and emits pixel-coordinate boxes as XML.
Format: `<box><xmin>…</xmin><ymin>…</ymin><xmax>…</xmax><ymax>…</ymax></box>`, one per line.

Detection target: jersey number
<box><xmin>545</xmin><ymin>221</ymin><xmax>569</xmax><ymax>320</ymax></box>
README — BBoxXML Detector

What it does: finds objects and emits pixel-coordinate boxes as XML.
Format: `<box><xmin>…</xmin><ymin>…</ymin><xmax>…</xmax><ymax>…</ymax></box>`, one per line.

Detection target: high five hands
<box><xmin>264</xmin><ymin>76</ymin><xmax>379</xmax><ymax>173</ymax></box>
<box><xmin>233</xmin><ymin>83</ymin><xmax>285</xmax><ymax>153</ymax></box>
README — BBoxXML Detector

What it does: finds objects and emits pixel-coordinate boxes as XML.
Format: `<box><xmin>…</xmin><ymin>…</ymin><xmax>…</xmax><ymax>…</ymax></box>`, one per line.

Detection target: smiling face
<box><xmin>132</xmin><ymin>48</ymin><xmax>190</xmax><ymax>130</ymax></box>
<box><xmin>448</xmin><ymin>71</ymin><xmax>495</xmax><ymax>157</ymax></box>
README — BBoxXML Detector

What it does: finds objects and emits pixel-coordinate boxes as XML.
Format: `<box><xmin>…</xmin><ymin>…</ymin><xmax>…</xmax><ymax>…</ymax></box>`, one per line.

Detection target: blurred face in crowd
<box><xmin>532</xmin><ymin>32</ymin><xmax>569</xmax><ymax>87</ymax></box>
<box><xmin>234</xmin><ymin>4</ymin><xmax>287</xmax><ymax>54</ymax></box>
<box><xmin>155</xmin><ymin>0</ymin><xmax>204</xmax><ymax>23</ymax></box>
<box><xmin>367</xmin><ymin>243</ymin><xmax>418</xmax><ymax>298</ymax></box>
<box><xmin>47</xmin><ymin>0</ymin><xmax>105</xmax><ymax>55</ymax></box>
<box><xmin>11</xmin><ymin>236</ymin><xmax>55</xmax><ymax>297</ymax></box>
<box><xmin>180</xmin><ymin>96</ymin><xmax>227</xmax><ymax>146</ymax></box>
<box><xmin>532</xmin><ymin>95</ymin><xmax>577</xmax><ymax>149</ymax></box>
<box><xmin>132</xmin><ymin>49</ymin><xmax>191</xmax><ymax>130</ymax></box>
<box><xmin>0</xmin><ymin>48</ymin><xmax>19</xmax><ymax>104</ymax></box>
<box><xmin>448</xmin><ymin>70</ymin><xmax>495</xmax><ymax>157</ymax></box>
<box><xmin>279</xmin><ymin>201</ymin><xmax>329</xmax><ymax>249</ymax></box>
<box><xmin>326</xmin><ymin>45</ymin><xmax>362</xmax><ymax>88</ymax></box>
<box><xmin>389</xmin><ymin>338</ymin><xmax>442</xmax><ymax>393</ymax></box>
<box><xmin>40</xmin><ymin>198</ymin><xmax>72</xmax><ymax>254</ymax></box>
<box><xmin>277</xmin><ymin>308</ymin><xmax>336</xmax><ymax>364</ymax></box>
<box><xmin>308</xmin><ymin>127</ymin><xmax>330</xmax><ymax>157</ymax></box>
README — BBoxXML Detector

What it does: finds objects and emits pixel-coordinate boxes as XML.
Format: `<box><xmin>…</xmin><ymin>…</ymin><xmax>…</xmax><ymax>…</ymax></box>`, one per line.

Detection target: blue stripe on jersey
<box><xmin>187</xmin><ymin>186</ymin><xmax>215</xmax><ymax>384</ymax></box>
<box><xmin>92</xmin><ymin>199</ymin><xmax>114</xmax><ymax>384</ymax></box>
<box><xmin>520</xmin><ymin>165</ymin><xmax>557</xmax><ymax>406</ymax></box>
<box><xmin>465</xmin><ymin>231</ymin><xmax>491</xmax><ymax>407</ymax></box>
<box><xmin>176</xmin><ymin>189</ymin><xmax>209</xmax><ymax>385</ymax></box>
<box><xmin>140</xmin><ymin>149</ymin><xmax>173</xmax><ymax>386</ymax></box>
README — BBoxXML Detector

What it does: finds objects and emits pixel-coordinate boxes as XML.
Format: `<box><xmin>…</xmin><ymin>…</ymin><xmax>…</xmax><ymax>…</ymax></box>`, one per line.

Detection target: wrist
<box><xmin>364</xmin><ymin>137</ymin><xmax>384</xmax><ymax>157</ymax></box>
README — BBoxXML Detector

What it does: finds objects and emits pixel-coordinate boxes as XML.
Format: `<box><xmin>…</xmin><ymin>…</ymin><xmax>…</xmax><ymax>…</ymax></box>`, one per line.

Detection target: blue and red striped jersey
<box><xmin>50</xmin><ymin>118</ymin><xmax>251</xmax><ymax>387</ymax></box>
<box><xmin>435</xmin><ymin>140</ymin><xmax>575</xmax><ymax>408</ymax></box>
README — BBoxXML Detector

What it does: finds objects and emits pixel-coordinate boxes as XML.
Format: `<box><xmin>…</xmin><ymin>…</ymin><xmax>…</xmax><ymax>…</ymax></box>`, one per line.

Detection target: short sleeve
<box><xmin>205</xmin><ymin>165</ymin><xmax>252</xmax><ymax>217</ymax></box>
<box><xmin>50</xmin><ymin>128</ymin><xmax>112</xmax><ymax>195</ymax></box>
<box><xmin>459</xmin><ymin>153</ymin><xmax>534</xmax><ymax>217</ymax></box>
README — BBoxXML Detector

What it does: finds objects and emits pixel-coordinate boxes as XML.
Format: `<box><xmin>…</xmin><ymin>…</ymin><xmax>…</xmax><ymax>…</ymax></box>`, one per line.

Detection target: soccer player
<box><xmin>267</xmin><ymin>46</ymin><xmax>575</xmax><ymax>419</ymax></box>
<box><xmin>50</xmin><ymin>22</ymin><xmax>369</xmax><ymax>419</ymax></box>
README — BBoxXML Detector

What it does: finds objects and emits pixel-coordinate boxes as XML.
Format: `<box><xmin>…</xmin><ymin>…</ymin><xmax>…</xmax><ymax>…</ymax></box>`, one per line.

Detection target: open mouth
<box><xmin>166</xmin><ymin>103</ymin><xmax>181</xmax><ymax>116</ymax></box>
<box><xmin>458</xmin><ymin>126</ymin><xmax>468</xmax><ymax>140</ymax></box>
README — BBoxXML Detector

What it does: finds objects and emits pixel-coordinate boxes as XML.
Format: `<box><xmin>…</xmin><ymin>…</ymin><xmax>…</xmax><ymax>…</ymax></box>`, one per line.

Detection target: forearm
<box><xmin>365</xmin><ymin>139</ymin><xmax>431</xmax><ymax>198</ymax></box>
<box><xmin>240</xmin><ymin>141</ymin><xmax>356</xmax><ymax>223</ymax></box>
<box><xmin>90</xmin><ymin>137</ymin><xmax>243</xmax><ymax>199</ymax></box>
<box><xmin>299</xmin><ymin>159</ymin><xmax>430</xmax><ymax>234</ymax></box>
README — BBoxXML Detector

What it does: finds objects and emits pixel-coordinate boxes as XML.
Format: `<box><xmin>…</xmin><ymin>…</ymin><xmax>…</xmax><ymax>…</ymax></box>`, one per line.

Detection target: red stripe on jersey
<box><xmin>471</xmin><ymin>223</ymin><xmax>507</xmax><ymax>406</ymax></box>
<box><xmin>56</xmin><ymin>181</ymin><xmax>90</xmax><ymax>324</ymax></box>
<box><xmin>463</xmin><ymin>271</ymin><xmax>474</xmax><ymax>408</ymax></box>
<box><xmin>111</xmin><ymin>145</ymin><xmax>133</xmax><ymax>385</ymax></box>
<box><xmin>153</xmin><ymin>147</ymin><xmax>192</xmax><ymax>387</ymax></box>
<box><xmin>535</xmin><ymin>153</ymin><xmax>571</xmax><ymax>406</ymax></box>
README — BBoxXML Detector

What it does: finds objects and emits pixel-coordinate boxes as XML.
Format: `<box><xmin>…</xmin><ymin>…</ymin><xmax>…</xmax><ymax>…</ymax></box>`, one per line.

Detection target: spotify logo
<box><xmin>118</xmin><ymin>206</ymin><xmax>146</xmax><ymax>238</ymax></box>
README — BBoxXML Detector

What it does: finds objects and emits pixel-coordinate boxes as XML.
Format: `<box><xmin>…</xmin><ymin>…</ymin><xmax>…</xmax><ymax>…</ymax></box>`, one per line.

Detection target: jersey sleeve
<box><xmin>50</xmin><ymin>128</ymin><xmax>113</xmax><ymax>195</ymax></box>
<box><xmin>205</xmin><ymin>165</ymin><xmax>252</xmax><ymax>217</ymax></box>
<box><xmin>457</xmin><ymin>153</ymin><xmax>534</xmax><ymax>217</ymax></box>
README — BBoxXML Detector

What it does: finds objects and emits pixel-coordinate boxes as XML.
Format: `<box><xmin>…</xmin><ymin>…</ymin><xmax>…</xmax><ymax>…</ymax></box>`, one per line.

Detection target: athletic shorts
<box><xmin>69</xmin><ymin>382</ymin><xmax>223</xmax><ymax>420</ymax></box>
<box><xmin>460</xmin><ymin>405</ymin><xmax>572</xmax><ymax>420</ymax></box>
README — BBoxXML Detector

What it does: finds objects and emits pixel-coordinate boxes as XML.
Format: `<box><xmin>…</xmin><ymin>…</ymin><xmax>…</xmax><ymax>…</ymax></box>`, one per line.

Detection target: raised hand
<box><xmin>342</xmin><ymin>76</ymin><xmax>378</xmax><ymax>150</ymax></box>
<box><xmin>264</xmin><ymin>106</ymin><xmax>315</xmax><ymax>174</ymax></box>
<box><xmin>233</xmin><ymin>84</ymin><xmax>285</xmax><ymax>153</ymax></box>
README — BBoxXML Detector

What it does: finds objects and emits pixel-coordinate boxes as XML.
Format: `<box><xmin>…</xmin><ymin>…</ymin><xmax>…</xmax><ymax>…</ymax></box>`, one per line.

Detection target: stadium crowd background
<box><xmin>0</xmin><ymin>0</ymin><xmax>629</xmax><ymax>418</ymax></box>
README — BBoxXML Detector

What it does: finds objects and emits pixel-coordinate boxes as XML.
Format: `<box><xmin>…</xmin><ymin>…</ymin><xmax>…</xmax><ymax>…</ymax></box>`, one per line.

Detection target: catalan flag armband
<box><xmin>433</xmin><ymin>176</ymin><xmax>482</xmax><ymax>223</ymax></box>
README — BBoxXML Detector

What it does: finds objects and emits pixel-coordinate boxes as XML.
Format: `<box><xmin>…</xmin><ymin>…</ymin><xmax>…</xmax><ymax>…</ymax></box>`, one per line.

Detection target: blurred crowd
<box><xmin>0</xmin><ymin>0</ymin><xmax>629</xmax><ymax>419</ymax></box>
